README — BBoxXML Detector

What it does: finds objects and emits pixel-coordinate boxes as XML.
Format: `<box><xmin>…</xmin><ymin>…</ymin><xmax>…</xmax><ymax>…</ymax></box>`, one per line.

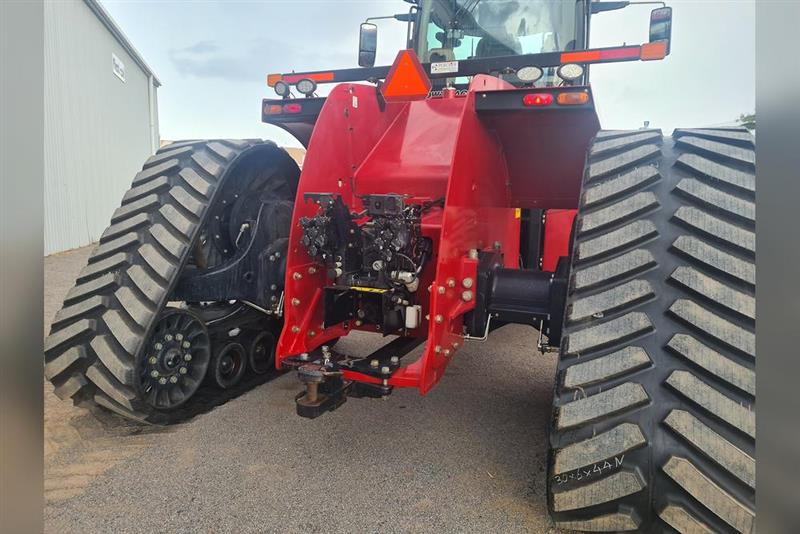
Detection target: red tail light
<box><xmin>282</xmin><ymin>103</ymin><xmax>303</xmax><ymax>114</ymax></box>
<box><xmin>522</xmin><ymin>93</ymin><xmax>554</xmax><ymax>107</ymax></box>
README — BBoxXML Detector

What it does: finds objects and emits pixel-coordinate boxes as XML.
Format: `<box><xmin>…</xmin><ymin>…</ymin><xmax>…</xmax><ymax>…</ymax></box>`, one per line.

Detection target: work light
<box><xmin>516</xmin><ymin>66</ymin><xmax>543</xmax><ymax>83</ymax></box>
<box><xmin>274</xmin><ymin>80</ymin><xmax>291</xmax><ymax>97</ymax></box>
<box><xmin>296</xmin><ymin>78</ymin><xmax>317</xmax><ymax>96</ymax></box>
<box><xmin>556</xmin><ymin>63</ymin><xmax>584</xmax><ymax>82</ymax></box>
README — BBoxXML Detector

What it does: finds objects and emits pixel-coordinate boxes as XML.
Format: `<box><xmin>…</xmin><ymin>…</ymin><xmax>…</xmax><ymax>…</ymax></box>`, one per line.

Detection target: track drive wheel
<box><xmin>547</xmin><ymin>128</ymin><xmax>755</xmax><ymax>533</ymax></box>
<box><xmin>139</xmin><ymin>307</ymin><xmax>211</xmax><ymax>410</ymax></box>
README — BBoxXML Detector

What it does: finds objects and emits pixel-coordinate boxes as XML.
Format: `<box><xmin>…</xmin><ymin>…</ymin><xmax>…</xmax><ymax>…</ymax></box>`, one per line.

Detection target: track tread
<box><xmin>122</xmin><ymin>175</ymin><xmax>171</xmax><ymax>205</ymax></box>
<box><xmin>572</xmin><ymin>249</ymin><xmax>656</xmax><ymax>292</ymax></box>
<box><xmin>552</xmin><ymin>470</ymin><xmax>645</xmax><ymax>511</ymax></box>
<box><xmin>76</xmin><ymin>253</ymin><xmax>131</xmax><ymax>284</ymax></box>
<box><xmin>44</xmin><ymin>140</ymin><xmax>300</xmax><ymax>424</ymax></box>
<box><xmin>579</xmin><ymin>191</ymin><xmax>659</xmax><ymax>235</ymax></box>
<box><xmin>563</xmin><ymin>346</ymin><xmax>651</xmax><ymax>389</ymax></box>
<box><xmin>88</xmin><ymin>232</ymin><xmax>140</xmax><ymax>262</ymax></box>
<box><xmin>583</xmin><ymin>165</ymin><xmax>660</xmax><ymax>208</ymax></box>
<box><xmin>557</xmin><ymin>382</ymin><xmax>649</xmax><ymax>430</ymax></box>
<box><xmin>588</xmin><ymin>144</ymin><xmax>661</xmax><ymax>181</ymax></box>
<box><xmin>556</xmin><ymin>512</ymin><xmax>640</xmax><ymax>532</ymax></box>
<box><xmin>675</xmin><ymin>153</ymin><xmax>755</xmax><ymax>194</ymax></box>
<box><xmin>549</xmin><ymin>128</ymin><xmax>756</xmax><ymax>532</ymax></box>
<box><xmin>100</xmin><ymin>213</ymin><xmax>151</xmax><ymax>244</ymax></box>
<box><xmin>662</xmin><ymin>456</ymin><xmax>754</xmax><ymax>533</ymax></box>
<box><xmin>131</xmin><ymin>159</ymin><xmax>180</xmax><ymax>187</ymax></box>
<box><xmin>568</xmin><ymin>279</ymin><xmax>654</xmax><ymax>323</ymax></box>
<box><xmin>553</xmin><ymin>422</ymin><xmax>646</xmax><ymax>474</ymax></box>
<box><xmin>671</xmin><ymin>235</ymin><xmax>754</xmax><ymax>286</ymax></box>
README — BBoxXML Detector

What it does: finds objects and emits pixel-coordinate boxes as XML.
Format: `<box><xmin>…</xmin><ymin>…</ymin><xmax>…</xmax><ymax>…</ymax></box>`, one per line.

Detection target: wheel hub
<box><xmin>139</xmin><ymin>308</ymin><xmax>211</xmax><ymax>410</ymax></box>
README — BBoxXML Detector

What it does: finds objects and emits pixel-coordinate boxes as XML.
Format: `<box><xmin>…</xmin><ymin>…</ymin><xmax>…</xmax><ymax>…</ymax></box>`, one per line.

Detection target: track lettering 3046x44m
<box><xmin>551</xmin><ymin>455</ymin><xmax>625</xmax><ymax>486</ymax></box>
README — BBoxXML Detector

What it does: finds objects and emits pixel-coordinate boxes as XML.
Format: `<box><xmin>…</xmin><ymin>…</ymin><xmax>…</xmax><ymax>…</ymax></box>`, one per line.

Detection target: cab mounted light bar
<box><xmin>266</xmin><ymin>42</ymin><xmax>669</xmax><ymax>88</ymax></box>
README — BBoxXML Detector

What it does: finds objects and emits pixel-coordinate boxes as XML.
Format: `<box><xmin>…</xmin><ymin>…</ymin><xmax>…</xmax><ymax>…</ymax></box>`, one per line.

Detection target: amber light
<box><xmin>560</xmin><ymin>46</ymin><xmax>640</xmax><ymax>64</ymax></box>
<box><xmin>264</xmin><ymin>104</ymin><xmax>283</xmax><ymax>115</ymax></box>
<box><xmin>267</xmin><ymin>74</ymin><xmax>282</xmax><ymax>87</ymax></box>
<box><xmin>523</xmin><ymin>93</ymin><xmax>554</xmax><ymax>107</ymax></box>
<box><xmin>641</xmin><ymin>41</ymin><xmax>668</xmax><ymax>61</ymax></box>
<box><xmin>557</xmin><ymin>92</ymin><xmax>590</xmax><ymax>106</ymax></box>
<box><xmin>283</xmin><ymin>72</ymin><xmax>335</xmax><ymax>84</ymax></box>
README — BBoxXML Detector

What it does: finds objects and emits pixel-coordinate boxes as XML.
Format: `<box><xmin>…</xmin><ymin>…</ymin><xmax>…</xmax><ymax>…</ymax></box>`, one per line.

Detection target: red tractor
<box><xmin>45</xmin><ymin>1</ymin><xmax>755</xmax><ymax>531</ymax></box>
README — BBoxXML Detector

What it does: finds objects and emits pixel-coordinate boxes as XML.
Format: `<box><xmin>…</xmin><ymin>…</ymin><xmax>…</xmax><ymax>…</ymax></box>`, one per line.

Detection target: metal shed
<box><xmin>44</xmin><ymin>0</ymin><xmax>160</xmax><ymax>255</ymax></box>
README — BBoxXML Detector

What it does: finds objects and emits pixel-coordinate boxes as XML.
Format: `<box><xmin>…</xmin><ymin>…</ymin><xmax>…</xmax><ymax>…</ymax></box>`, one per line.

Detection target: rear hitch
<box><xmin>288</xmin><ymin>336</ymin><xmax>424</xmax><ymax>417</ymax></box>
<box><xmin>294</xmin><ymin>362</ymin><xmax>348</xmax><ymax>419</ymax></box>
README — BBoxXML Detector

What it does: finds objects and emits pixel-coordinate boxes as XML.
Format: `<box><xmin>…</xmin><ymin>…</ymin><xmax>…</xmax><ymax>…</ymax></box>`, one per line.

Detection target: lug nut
<box><xmin>435</xmin><ymin>314</ymin><xmax>443</xmax><ymax>324</ymax></box>
<box><xmin>308</xmin><ymin>267</ymin><xmax>317</xmax><ymax>275</ymax></box>
<box><xmin>270</xmin><ymin>284</ymin><xmax>278</xmax><ymax>290</ymax></box>
<box><xmin>184</xmin><ymin>354</ymin><xmax>192</xmax><ymax>362</ymax></box>
<box><xmin>447</xmin><ymin>278</ymin><xmax>456</xmax><ymax>288</ymax></box>
<box><xmin>148</xmin><ymin>356</ymin><xmax>157</xmax><ymax>365</ymax></box>
<box><xmin>462</xmin><ymin>277</ymin><xmax>474</xmax><ymax>289</ymax></box>
<box><xmin>291</xmin><ymin>326</ymin><xmax>301</xmax><ymax>333</ymax></box>
<box><xmin>165</xmin><ymin>334</ymin><xmax>173</xmax><ymax>342</ymax></box>
<box><xmin>170</xmin><ymin>376</ymin><xmax>178</xmax><ymax>384</ymax></box>
<box><xmin>291</xmin><ymin>298</ymin><xmax>300</xmax><ymax>306</ymax></box>
<box><xmin>175</xmin><ymin>333</ymin><xmax>183</xmax><ymax>341</ymax></box>
<box><xmin>159</xmin><ymin>377</ymin><xmax>167</xmax><ymax>385</ymax></box>
<box><xmin>179</xmin><ymin>367</ymin><xmax>188</xmax><ymax>375</ymax></box>
<box><xmin>182</xmin><ymin>341</ymin><xmax>191</xmax><ymax>349</ymax></box>
<box><xmin>390</xmin><ymin>356</ymin><xmax>399</xmax><ymax>364</ymax></box>
<box><xmin>437</xmin><ymin>286</ymin><xmax>446</xmax><ymax>295</ymax></box>
<box><xmin>293</xmin><ymin>272</ymin><xmax>302</xmax><ymax>280</ymax></box>
<box><xmin>381</xmin><ymin>366</ymin><xmax>390</xmax><ymax>374</ymax></box>
<box><xmin>462</xmin><ymin>290</ymin><xmax>474</xmax><ymax>302</ymax></box>
<box><xmin>370</xmin><ymin>359</ymin><xmax>379</xmax><ymax>368</ymax></box>
<box><xmin>150</xmin><ymin>370</ymin><xmax>159</xmax><ymax>378</ymax></box>
<box><xmin>154</xmin><ymin>343</ymin><xmax>163</xmax><ymax>351</ymax></box>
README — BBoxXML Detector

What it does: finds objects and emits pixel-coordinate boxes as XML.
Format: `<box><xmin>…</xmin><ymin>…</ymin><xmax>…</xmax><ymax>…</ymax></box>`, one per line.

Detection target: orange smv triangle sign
<box><xmin>380</xmin><ymin>49</ymin><xmax>432</xmax><ymax>102</ymax></box>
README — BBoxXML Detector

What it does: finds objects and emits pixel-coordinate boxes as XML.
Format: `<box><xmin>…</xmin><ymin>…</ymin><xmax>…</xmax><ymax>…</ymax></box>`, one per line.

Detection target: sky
<box><xmin>102</xmin><ymin>0</ymin><xmax>755</xmax><ymax>148</ymax></box>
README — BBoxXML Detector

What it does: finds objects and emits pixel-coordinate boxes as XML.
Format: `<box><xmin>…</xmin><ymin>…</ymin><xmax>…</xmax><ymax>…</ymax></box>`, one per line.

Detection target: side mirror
<box><xmin>359</xmin><ymin>23</ymin><xmax>378</xmax><ymax>68</ymax></box>
<box><xmin>649</xmin><ymin>7</ymin><xmax>672</xmax><ymax>54</ymax></box>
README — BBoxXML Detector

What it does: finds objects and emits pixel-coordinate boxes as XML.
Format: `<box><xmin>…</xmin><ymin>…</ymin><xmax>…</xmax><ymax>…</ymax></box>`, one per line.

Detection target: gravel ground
<box><xmin>44</xmin><ymin>244</ymin><xmax>566</xmax><ymax>534</ymax></box>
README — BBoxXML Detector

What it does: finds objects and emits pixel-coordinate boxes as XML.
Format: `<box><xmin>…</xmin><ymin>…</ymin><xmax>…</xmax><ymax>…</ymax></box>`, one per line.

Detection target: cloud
<box><xmin>168</xmin><ymin>39</ymin><xmax>264</xmax><ymax>80</ymax></box>
<box><xmin>168</xmin><ymin>37</ymin><xmax>353</xmax><ymax>82</ymax></box>
<box><xmin>177</xmin><ymin>40</ymin><xmax>219</xmax><ymax>55</ymax></box>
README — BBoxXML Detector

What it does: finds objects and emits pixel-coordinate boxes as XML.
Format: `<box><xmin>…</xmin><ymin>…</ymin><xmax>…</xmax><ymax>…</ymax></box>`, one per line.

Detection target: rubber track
<box><xmin>44</xmin><ymin>140</ymin><xmax>296</xmax><ymax>424</ymax></box>
<box><xmin>548</xmin><ymin>129</ymin><xmax>755</xmax><ymax>532</ymax></box>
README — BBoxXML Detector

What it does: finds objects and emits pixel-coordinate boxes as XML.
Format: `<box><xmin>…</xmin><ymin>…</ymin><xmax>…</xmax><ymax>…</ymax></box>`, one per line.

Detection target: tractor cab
<box><xmin>411</xmin><ymin>0</ymin><xmax>585</xmax><ymax>87</ymax></box>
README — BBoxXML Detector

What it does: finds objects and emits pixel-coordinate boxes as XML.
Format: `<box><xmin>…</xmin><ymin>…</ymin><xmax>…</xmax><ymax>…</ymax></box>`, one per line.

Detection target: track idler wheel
<box><xmin>210</xmin><ymin>342</ymin><xmax>247</xmax><ymax>389</ymax></box>
<box><xmin>247</xmin><ymin>331</ymin><xmax>276</xmax><ymax>375</ymax></box>
<box><xmin>139</xmin><ymin>308</ymin><xmax>211</xmax><ymax>410</ymax></box>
